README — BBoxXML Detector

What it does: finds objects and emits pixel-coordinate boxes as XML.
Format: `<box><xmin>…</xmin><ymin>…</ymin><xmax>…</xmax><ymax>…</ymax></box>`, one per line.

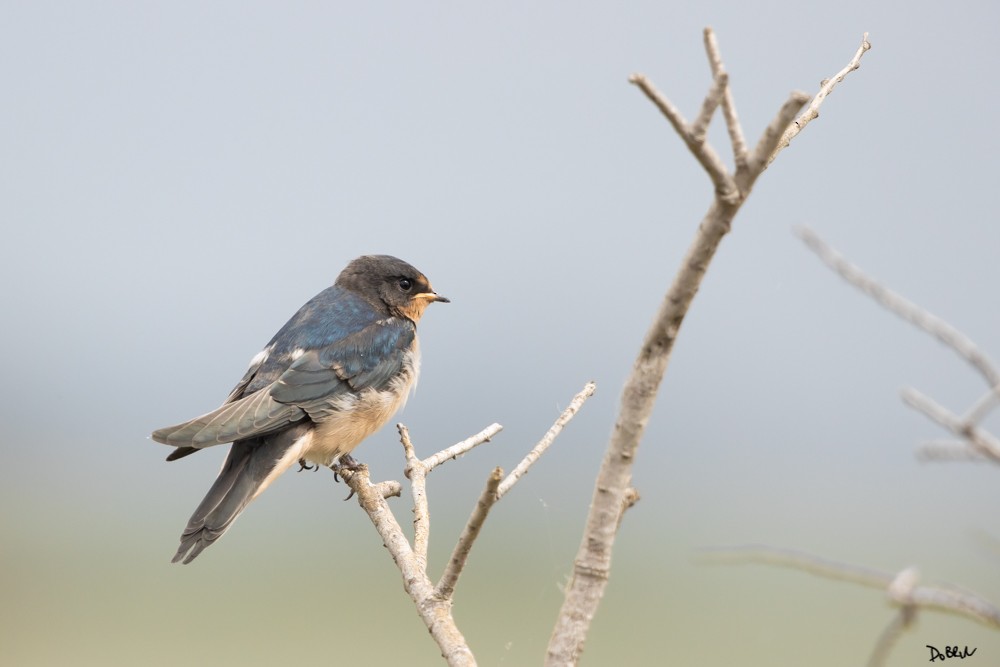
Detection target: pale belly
<box><xmin>301</xmin><ymin>345</ymin><xmax>419</xmax><ymax>466</ymax></box>
<box><xmin>247</xmin><ymin>345</ymin><xmax>421</xmax><ymax>500</ymax></box>
<box><xmin>302</xmin><ymin>384</ymin><xmax>412</xmax><ymax>465</ymax></box>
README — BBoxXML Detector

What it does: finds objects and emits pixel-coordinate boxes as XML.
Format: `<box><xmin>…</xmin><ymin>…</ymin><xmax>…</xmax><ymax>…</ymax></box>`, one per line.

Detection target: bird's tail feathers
<box><xmin>172</xmin><ymin>423</ymin><xmax>311</xmax><ymax>564</ymax></box>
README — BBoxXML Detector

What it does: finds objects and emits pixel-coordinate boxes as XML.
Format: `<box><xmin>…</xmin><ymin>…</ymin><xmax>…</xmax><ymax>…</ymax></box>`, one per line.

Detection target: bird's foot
<box><xmin>330</xmin><ymin>454</ymin><xmax>364</xmax><ymax>500</ymax></box>
<box><xmin>331</xmin><ymin>454</ymin><xmax>363</xmax><ymax>479</ymax></box>
<box><xmin>297</xmin><ymin>458</ymin><xmax>319</xmax><ymax>472</ymax></box>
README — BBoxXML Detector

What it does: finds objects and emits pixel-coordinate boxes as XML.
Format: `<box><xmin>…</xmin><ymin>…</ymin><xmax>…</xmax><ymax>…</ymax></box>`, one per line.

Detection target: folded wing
<box><xmin>153</xmin><ymin>317</ymin><xmax>416</xmax><ymax>451</ymax></box>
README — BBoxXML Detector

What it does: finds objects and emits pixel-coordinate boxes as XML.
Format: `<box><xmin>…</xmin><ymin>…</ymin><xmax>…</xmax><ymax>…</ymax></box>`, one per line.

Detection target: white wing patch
<box><xmin>249</xmin><ymin>344</ymin><xmax>273</xmax><ymax>368</ymax></box>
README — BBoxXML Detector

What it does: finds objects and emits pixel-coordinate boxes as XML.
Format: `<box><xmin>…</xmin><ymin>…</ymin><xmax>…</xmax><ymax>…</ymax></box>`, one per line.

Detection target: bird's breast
<box><xmin>302</xmin><ymin>342</ymin><xmax>420</xmax><ymax>466</ymax></box>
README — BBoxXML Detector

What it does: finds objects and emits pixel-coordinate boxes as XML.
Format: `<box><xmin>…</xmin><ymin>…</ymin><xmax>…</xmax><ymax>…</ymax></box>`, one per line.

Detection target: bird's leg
<box><xmin>297</xmin><ymin>458</ymin><xmax>318</xmax><ymax>472</ymax></box>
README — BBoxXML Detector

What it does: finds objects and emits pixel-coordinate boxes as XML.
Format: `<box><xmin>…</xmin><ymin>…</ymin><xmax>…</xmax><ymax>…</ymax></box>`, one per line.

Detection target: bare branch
<box><xmin>627</xmin><ymin>73</ymin><xmax>688</xmax><ymax>138</ymax></box>
<box><xmin>912</xmin><ymin>586</ymin><xmax>1000</xmax><ymax>629</ymax></box>
<box><xmin>689</xmin><ymin>72</ymin><xmax>729</xmax><ymax>145</ymax></box>
<box><xmin>374</xmin><ymin>480</ymin><xmax>403</xmax><ymax>498</ymax></box>
<box><xmin>444</xmin><ymin>382</ymin><xmax>597</xmax><ymax>597</ymax></box>
<box><xmin>901</xmin><ymin>389</ymin><xmax>1000</xmax><ymax>462</ymax></box>
<box><xmin>747</xmin><ymin>91</ymin><xmax>810</xmax><ymax>175</ymax></box>
<box><xmin>339</xmin><ymin>386</ymin><xmax>594</xmax><ymax>662</ymax></box>
<box><xmin>436</xmin><ymin>467</ymin><xmax>503</xmax><ymax>599</ymax></box>
<box><xmin>767</xmin><ymin>32</ymin><xmax>872</xmax><ymax>166</ymax></box>
<box><xmin>339</xmin><ymin>464</ymin><xmax>476</xmax><ymax>666</ymax></box>
<box><xmin>962</xmin><ymin>384</ymin><xmax>1000</xmax><ymax>425</ymax></box>
<box><xmin>548</xmin><ymin>31</ymin><xmax>867</xmax><ymax>666</ymax></box>
<box><xmin>338</xmin><ymin>398</ymin><xmax>591</xmax><ymax>663</ymax></box>
<box><xmin>701</xmin><ymin>544</ymin><xmax>893</xmax><ymax>588</ymax></box>
<box><xmin>547</xmin><ymin>199</ymin><xmax>741</xmax><ymax>666</ymax></box>
<box><xmin>399</xmin><ymin>424</ymin><xmax>431</xmax><ymax>569</ymax></box>
<box><xmin>400</xmin><ymin>423</ymin><xmax>419</xmax><ymax>463</ymax></box>
<box><xmin>701</xmin><ymin>545</ymin><xmax>1000</xmax><ymax>629</ymax></box>
<box><xmin>702</xmin><ymin>26</ymin><xmax>748</xmax><ymax>170</ymax></box>
<box><xmin>798</xmin><ymin>226</ymin><xmax>1000</xmax><ymax>388</ymax></box>
<box><xmin>917</xmin><ymin>440</ymin><xmax>990</xmax><ymax>462</ymax></box>
<box><xmin>628</xmin><ymin>73</ymin><xmax>738</xmax><ymax>202</ymax></box>
<box><xmin>887</xmin><ymin>566</ymin><xmax>919</xmax><ymax>607</ymax></box>
<box><xmin>800</xmin><ymin>227</ymin><xmax>1000</xmax><ymax>465</ymax></box>
<box><xmin>497</xmin><ymin>381</ymin><xmax>596</xmax><ymax>499</ymax></box>
<box><xmin>423</xmin><ymin>423</ymin><xmax>504</xmax><ymax>472</ymax></box>
<box><xmin>869</xmin><ymin>568</ymin><xmax>920</xmax><ymax>667</ymax></box>
<box><xmin>867</xmin><ymin>608</ymin><xmax>915</xmax><ymax>667</ymax></box>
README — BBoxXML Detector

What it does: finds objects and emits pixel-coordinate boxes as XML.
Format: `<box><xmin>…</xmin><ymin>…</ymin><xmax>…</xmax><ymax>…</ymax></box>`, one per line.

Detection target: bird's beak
<box><xmin>416</xmin><ymin>291</ymin><xmax>450</xmax><ymax>304</ymax></box>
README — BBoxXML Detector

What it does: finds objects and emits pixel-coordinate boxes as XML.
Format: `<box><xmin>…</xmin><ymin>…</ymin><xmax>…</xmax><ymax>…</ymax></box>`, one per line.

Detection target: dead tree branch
<box><xmin>768</xmin><ymin>33</ymin><xmax>871</xmax><ymax>166</ymax></box>
<box><xmin>340</xmin><ymin>383</ymin><xmax>595</xmax><ymax>666</ymax></box>
<box><xmin>902</xmin><ymin>388</ymin><xmax>1000</xmax><ymax>462</ymax></box>
<box><xmin>799</xmin><ymin>227</ymin><xmax>1000</xmax><ymax>464</ymax></box>
<box><xmin>340</xmin><ymin>462</ymin><xmax>475</xmax><ymax>666</ymax></box>
<box><xmin>497</xmin><ymin>382</ymin><xmax>596</xmax><ymax>499</ymax></box>
<box><xmin>917</xmin><ymin>439</ymin><xmax>990</xmax><ymax>462</ymax></box>
<box><xmin>702</xmin><ymin>545</ymin><xmax>1000</xmax><ymax>666</ymax></box>
<box><xmin>436</xmin><ymin>467</ymin><xmax>503</xmax><ymax>599</ymax></box>
<box><xmin>546</xmin><ymin>28</ymin><xmax>867</xmax><ymax>666</ymax></box>
<box><xmin>797</xmin><ymin>226</ymin><xmax>1000</xmax><ymax>387</ymax></box>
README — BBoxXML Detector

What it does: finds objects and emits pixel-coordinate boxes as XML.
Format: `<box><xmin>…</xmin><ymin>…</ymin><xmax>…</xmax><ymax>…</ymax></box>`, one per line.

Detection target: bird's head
<box><xmin>336</xmin><ymin>254</ymin><xmax>449</xmax><ymax>322</ymax></box>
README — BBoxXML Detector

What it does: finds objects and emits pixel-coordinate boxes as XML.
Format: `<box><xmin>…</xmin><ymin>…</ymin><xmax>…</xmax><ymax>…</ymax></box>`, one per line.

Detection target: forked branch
<box><xmin>702</xmin><ymin>545</ymin><xmax>1000</xmax><ymax>666</ymax></box>
<box><xmin>546</xmin><ymin>28</ymin><xmax>867</xmax><ymax>666</ymax></box>
<box><xmin>799</xmin><ymin>227</ymin><xmax>1000</xmax><ymax>464</ymax></box>
<box><xmin>341</xmin><ymin>383</ymin><xmax>596</xmax><ymax>666</ymax></box>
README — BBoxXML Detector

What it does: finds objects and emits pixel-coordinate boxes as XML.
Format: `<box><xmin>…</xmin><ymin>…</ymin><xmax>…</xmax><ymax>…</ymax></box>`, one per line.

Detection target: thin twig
<box><xmin>423</xmin><ymin>423</ymin><xmax>504</xmax><ymax>472</ymax></box>
<box><xmin>497</xmin><ymin>381</ymin><xmax>596</xmax><ymax>499</ymax></box>
<box><xmin>917</xmin><ymin>440</ymin><xmax>990</xmax><ymax>462</ymax></box>
<box><xmin>701</xmin><ymin>545</ymin><xmax>1000</xmax><ymax>629</ymax></box>
<box><xmin>798</xmin><ymin>226</ymin><xmax>1000</xmax><ymax>388</ymax></box>
<box><xmin>340</xmin><ymin>395</ymin><xmax>590</xmax><ymax>665</ymax></box>
<box><xmin>628</xmin><ymin>73</ymin><xmax>738</xmax><ymax>202</ymax></box>
<box><xmin>436</xmin><ymin>467</ymin><xmax>503</xmax><ymax>599</ymax></box>
<box><xmin>701</xmin><ymin>544</ymin><xmax>893</xmax><ymax>588</ymax></box>
<box><xmin>399</xmin><ymin>424</ymin><xmax>431</xmax><ymax>569</ymax></box>
<box><xmin>690</xmin><ymin>72</ymin><xmax>729</xmax><ymax>145</ymax></box>
<box><xmin>902</xmin><ymin>388</ymin><xmax>1000</xmax><ymax>462</ymax></box>
<box><xmin>747</xmin><ymin>91</ymin><xmax>811</xmax><ymax>175</ymax></box>
<box><xmin>702</xmin><ymin>27</ymin><xmax>748</xmax><ymax>171</ymax></box>
<box><xmin>767</xmin><ymin>32</ymin><xmax>871</xmax><ymax>166</ymax></box>
<box><xmin>962</xmin><ymin>384</ymin><xmax>1000</xmax><ymax>425</ymax></box>
<box><xmin>866</xmin><ymin>608</ymin><xmax>915</xmax><ymax>667</ymax></box>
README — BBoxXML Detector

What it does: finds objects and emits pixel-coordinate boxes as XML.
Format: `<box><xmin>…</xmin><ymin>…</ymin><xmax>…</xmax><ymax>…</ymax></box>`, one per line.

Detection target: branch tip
<box><xmin>498</xmin><ymin>382</ymin><xmax>596</xmax><ymax>499</ymax></box>
<box><xmin>766</xmin><ymin>32</ymin><xmax>872</xmax><ymax>166</ymax></box>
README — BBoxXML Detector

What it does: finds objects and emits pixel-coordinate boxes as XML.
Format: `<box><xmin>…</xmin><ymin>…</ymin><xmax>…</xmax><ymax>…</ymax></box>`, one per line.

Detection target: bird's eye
<box><xmin>398</xmin><ymin>278</ymin><xmax>413</xmax><ymax>292</ymax></box>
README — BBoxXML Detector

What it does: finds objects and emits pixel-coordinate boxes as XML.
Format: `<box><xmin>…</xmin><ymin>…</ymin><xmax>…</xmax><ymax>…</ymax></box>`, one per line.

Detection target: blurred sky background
<box><xmin>2</xmin><ymin>2</ymin><xmax>999</xmax><ymax>665</ymax></box>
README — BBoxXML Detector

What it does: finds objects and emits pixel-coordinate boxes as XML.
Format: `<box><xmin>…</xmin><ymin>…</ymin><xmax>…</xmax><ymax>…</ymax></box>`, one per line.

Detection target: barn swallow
<box><xmin>152</xmin><ymin>255</ymin><xmax>448</xmax><ymax>563</ymax></box>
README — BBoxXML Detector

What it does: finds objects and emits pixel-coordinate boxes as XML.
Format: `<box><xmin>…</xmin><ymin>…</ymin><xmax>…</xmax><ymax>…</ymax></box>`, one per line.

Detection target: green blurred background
<box><xmin>3</xmin><ymin>1</ymin><xmax>999</xmax><ymax>665</ymax></box>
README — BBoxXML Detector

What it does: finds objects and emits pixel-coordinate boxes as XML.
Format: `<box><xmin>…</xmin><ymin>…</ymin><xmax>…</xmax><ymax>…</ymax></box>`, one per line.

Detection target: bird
<box><xmin>152</xmin><ymin>254</ymin><xmax>449</xmax><ymax>564</ymax></box>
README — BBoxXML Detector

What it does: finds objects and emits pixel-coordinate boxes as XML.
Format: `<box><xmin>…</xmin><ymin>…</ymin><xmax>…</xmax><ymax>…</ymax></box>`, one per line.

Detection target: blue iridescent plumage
<box><xmin>152</xmin><ymin>254</ymin><xmax>448</xmax><ymax>563</ymax></box>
